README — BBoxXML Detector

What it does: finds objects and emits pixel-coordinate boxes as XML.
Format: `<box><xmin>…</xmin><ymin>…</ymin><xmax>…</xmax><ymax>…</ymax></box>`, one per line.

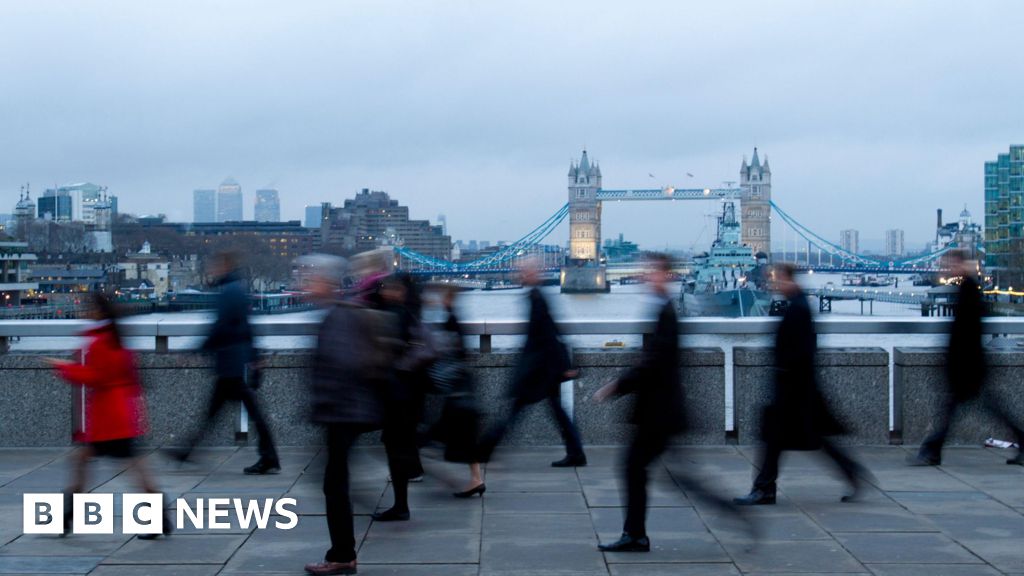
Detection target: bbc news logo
<box><xmin>23</xmin><ymin>494</ymin><xmax>298</xmax><ymax>535</ymax></box>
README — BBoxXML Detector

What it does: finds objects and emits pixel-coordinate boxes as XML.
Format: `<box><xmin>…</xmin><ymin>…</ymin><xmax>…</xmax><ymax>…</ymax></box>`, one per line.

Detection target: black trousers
<box><xmin>480</xmin><ymin>387</ymin><xmax>584</xmax><ymax>460</ymax></box>
<box><xmin>920</xmin><ymin>387</ymin><xmax>1024</xmax><ymax>461</ymax></box>
<box><xmin>189</xmin><ymin>377</ymin><xmax>278</xmax><ymax>462</ymax></box>
<box><xmin>324</xmin><ymin>424</ymin><xmax>362</xmax><ymax>563</ymax></box>
<box><xmin>753</xmin><ymin>436</ymin><xmax>860</xmax><ymax>493</ymax></box>
<box><xmin>623</xmin><ymin>428</ymin><xmax>669</xmax><ymax>538</ymax></box>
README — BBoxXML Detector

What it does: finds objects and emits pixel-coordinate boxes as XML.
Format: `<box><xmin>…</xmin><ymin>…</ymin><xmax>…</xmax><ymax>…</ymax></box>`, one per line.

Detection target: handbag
<box><xmin>427</xmin><ymin>359</ymin><xmax>467</xmax><ymax>396</ymax></box>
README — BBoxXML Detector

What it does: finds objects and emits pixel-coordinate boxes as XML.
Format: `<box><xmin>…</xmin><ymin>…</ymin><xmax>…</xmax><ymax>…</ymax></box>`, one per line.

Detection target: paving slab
<box><xmin>102</xmin><ymin>534</ymin><xmax>247</xmax><ymax>565</ymax></box>
<box><xmin>0</xmin><ymin>535</ymin><xmax>131</xmax><ymax>557</ymax></box>
<box><xmin>886</xmin><ymin>490</ymin><xmax>1013</xmax><ymax>515</ymax></box>
<box><xmin>358</xmin><ymin>530</ymin><xmax>480</xmax><ymax>564</ymax></box>
<box><xmin>89</xmin><ymin>566</ymin><xmax>222</xmax><ymax>576</ymax></box>
<box><xmin>0</xmin><ymin>555</ymin><xmax>102</xmax><ymax>574</ymax></box>
<box><xmin>722</xmin><ymin>539</ymin><xmax>865</xmax><ymax>573</ymax></box>
<box><xmin>609</xmin><ymin>565</ymin><xmax>741</xmax><ymax>576</ymax></box>
<box><xmin>481</xmin><ymin>538</ymin><xmax>607</xmax><ymax>573</ymax></box>
<box><xmin>484</xmin><ymin>491</ymin><xmax>589</xmax><ymax>514</ymax></box>
<box><xmin>803</xmin><ymin>502</ymin><xmax>939</xmax><ymax>533</ymax></box>
<box><xmin>866</xmin><ymin>565</ymin><xmax>1004</xmax><ymax>576</ymax></box>
<box><xmin>835</xmin><ymin>532</ymin><xmax>981</xmax><ymax>565</ymax></box>
<box><xmin>221</xmin><ymin>515</ymin><xmax>338</xmax><ymax>574</ymax></box>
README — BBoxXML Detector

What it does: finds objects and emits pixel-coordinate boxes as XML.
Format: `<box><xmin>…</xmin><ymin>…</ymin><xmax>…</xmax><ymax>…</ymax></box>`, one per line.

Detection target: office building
<box><xmin>305</xmin><ymin>204</ymin><xmax>326</xmax><ymax>228</ymax></box>
<box><xmin>840</xmin><ymin>229</ymin><xmax>860</xmax><ymax>255</ymax></box>
<box><xmin>320</xmin><ymin>189</ymin><xmax>451</xmax><ymax>262</ymax></box>
<box><xmin>984</xmin><ymin>145</ymin><xmax>1024</xmax><ymax>271</ymax></box>
<box><xmin>884</xmin><ymin>229</ymin><xmax>905</xmax><ymax>258</ymax></box>
<box><xmin>38</xmin><ymin>183</ymin><xmax>116</xmax><ymax>224</ymax></box>
<box><xmin>137</xmin><ymin>220</ymin><xmax>316</xmax><ymax>260</ymax></box>
<box><xmin>217</xmin><ymin>178</ymin><xmax>243</xmax><ymax>222</ymax></box>
<box><xmin>193</xmin><ymin>189</ymin><xmax>216</xmax><ymax>223</ymax></box>
<box><xmin>0</xmin><ymin>242</ymin><xmax>38</xmax><ymax>304</ymax></box>
<box><xmin>254</xmin><ymin>189</ymin><xmax>280</xmax><ymax>222</ymax></box>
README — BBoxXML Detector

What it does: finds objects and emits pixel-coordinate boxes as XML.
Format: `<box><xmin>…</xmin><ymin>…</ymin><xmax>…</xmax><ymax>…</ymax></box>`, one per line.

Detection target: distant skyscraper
<box><xmin>304</xmin><ymin>204</ymin><xmax>326</xmax><ymax>228</ymax></box>
<box><xmin>254</xmin><ymin>189</ymin><xmax>280</xmax><ymax>222</ymax></box>
<box><xmin>193</xmin><ymin>189</ymin><xmax>216</xmax><ymax>223</ymax></box>
<box><xmin>740</xmin><ymin>148</ymin><xmax>772</xmax><ymax>257</ymax></box>
<box><xmin>984</xmin><ymin>145</ymin><xmax>1024</xmax><ymax>271</ymax></box>
<box><xmin>840</xmin><ymin>229</ymin><xmax>860</xmax><ymax>254</ymax></box>
<box><xmin>36</xmin><ymin>183</ymin><xmax>112</xmax><ymax>224</ymax></box>
<box><xmin>884</xmin><ymin>229</ymin><xmax>905</xmax><ymax>258</ymax></box>
<box><xmin>217</xmin><ymin>178</ymin><xmax>243</xmax><ymax>222</ymax></box>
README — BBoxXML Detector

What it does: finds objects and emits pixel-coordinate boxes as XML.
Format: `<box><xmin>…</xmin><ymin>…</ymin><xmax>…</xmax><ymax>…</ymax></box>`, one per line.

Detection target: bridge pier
<box><xmin>560</xmin><ymin>265</ymin><xmax>609</xmax><ymax>293</ymax></box>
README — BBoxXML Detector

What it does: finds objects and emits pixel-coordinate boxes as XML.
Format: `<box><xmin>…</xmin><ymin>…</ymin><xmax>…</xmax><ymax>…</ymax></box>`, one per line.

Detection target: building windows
<box><xmin>576</xmin><ymin>189</ymin><xmax>586</xmax><ymax>199</ymax></box>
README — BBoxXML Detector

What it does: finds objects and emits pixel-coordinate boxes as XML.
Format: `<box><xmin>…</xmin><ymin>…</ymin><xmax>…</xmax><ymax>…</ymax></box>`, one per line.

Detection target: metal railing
<box><xmin>1</xmin><ymin>317</ymin><xmax>1023</xmax><ymax>353</ymax></box>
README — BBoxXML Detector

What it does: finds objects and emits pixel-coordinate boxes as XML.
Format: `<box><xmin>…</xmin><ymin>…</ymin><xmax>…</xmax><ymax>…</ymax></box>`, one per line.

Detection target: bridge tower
<box><xmin>561</xmin><ymin>150</ymin><xmax>608</xmax><ymax>292</ymax></box>
<box><xmin>740</xmin><ymin>148</ymin><xmax>772</xmax><ymax>258</ymax></box>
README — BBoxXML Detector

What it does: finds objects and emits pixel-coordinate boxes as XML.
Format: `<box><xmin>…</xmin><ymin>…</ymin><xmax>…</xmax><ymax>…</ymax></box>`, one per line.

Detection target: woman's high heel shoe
<box><xmin>453</xmin><ymin>483</ymin><xmax>486</xmax><ymax>498</ymax></box>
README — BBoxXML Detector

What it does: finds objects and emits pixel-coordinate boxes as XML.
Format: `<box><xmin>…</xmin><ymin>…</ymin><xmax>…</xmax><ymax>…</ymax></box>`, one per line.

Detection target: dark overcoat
<box><xmin>615</xmin><ymin>298</ymin><xmax>685</xmax><ymax>436</ymax></box>
<box><xmin>510</xmin><ymin>287</ymin><xmax>571</xmax><ymax>405</ymax></box>
<box><xmin>947</xmin><ymin>276</ymin><xmax>986</xmax><ymax>401</ymax></box>
<box><xmin>763</xmin><ymin>290</ymin><xmax>844</xmax><ymax>450</ymax></box>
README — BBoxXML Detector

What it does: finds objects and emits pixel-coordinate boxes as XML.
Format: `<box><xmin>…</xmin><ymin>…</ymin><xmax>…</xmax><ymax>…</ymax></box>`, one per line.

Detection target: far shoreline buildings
<box><xmin>984</xmin><ymin>144</ymin><xmax>1023</xmax><ymax>277</ymax></box>
<box><xmin>884</xmin><ymin>229</ymin><xmax>905</xmax><ymax>258</ymax></box>
<box><xmin>318</xmin><ymin>188</ymin><xmax>451</xmax><ymax>263</ymax></box>
<box><xmin>254</xmin><ymin>189</ymin><xmax>280</xmax><ymax>222</ymax></box>
<box><xmin>216</xmin><ymin>178</ymin><xmax>243</xmax><ymax>222</ymax></box>
<box><xmin>840</xmin><ymin>229</ymin><xmax>860</xmax><ymax>255</ymax></box>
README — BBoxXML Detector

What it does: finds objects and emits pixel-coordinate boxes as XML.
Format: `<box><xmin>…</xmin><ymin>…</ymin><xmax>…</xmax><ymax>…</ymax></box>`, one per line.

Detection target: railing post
<box><xmin>0</xmin><ymin>336</ymin><xmax>8</xmax><ymax>354</ymax></box>
<box><xmin>642</xmin><ymin>333</ymin><xmax>653</xmax><ymax>348</ymax></box>
<box><xmin>155</xmin><ymin>335</ymin><xmax>169</xmax><ymax>354</ymax></box>
<box><xmin>479</xmin><ymin>334</ymin><xmax>492</xmax><ymax>354</ymax></box>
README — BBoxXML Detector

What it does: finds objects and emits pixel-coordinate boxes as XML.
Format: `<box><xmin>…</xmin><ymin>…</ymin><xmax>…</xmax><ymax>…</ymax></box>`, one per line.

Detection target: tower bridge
<box><xmin>561</xmin><ymin>148</ymin><xmax>770</xmax><ymax>292</ymax></box>
<box><xmin>392</xmin><ymin>149</ymin><xmax>962</xmax><ymax>283</ymax></box>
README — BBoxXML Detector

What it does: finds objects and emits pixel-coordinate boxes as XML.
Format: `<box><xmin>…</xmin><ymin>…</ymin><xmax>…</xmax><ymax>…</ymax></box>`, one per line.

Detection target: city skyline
<box><xmin>2</xmin><ymin>2</ymin><xmax>1022</xmax><ymax>248</ymax></box>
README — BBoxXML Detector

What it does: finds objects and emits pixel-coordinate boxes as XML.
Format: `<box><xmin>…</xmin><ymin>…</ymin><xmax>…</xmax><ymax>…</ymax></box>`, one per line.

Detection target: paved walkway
<box><xmin>1</xmin><ymin>445</ymin><xmax>1023</xmax><ymax>575</ymax></box>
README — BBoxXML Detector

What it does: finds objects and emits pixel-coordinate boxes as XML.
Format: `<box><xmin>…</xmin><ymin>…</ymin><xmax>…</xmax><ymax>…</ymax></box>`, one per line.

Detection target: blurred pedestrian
<box><xmin>426</xmin><ymin>285</ymin><xmax>485</xmax><ymax>498</ymax></box>
<box><xmin>302</xmin><ymin>255</ymin><xmax>395</xmax><ymax>576</ymax></box>
<box><xmin>51</xmin><ymin>292</ymin><xmax>171</xmax><ymax>539</ymax></box>
<box><xmin>909</xmin><ymin>250</ymin><xmax>1024</xmax><ymax>466</ymax></box>
<box><xmin>479</xmin><ymin>260</ymin><xmax>586</xmax><ymax>467</ymax></box>
<box><xmin>734</xmin><ymin>263</ymin><xmax>872</xmax><ymax>506</ymax></box>
<box><xmin>372</xmin><ymin>273</ymin><xmax>432</xmax><ymax>522</ymax></box>
<box><xmin>594</xmin><ymin>254</ymin><xmax>684</xmax><ymax>552</ymax></box>
<box><xmin>166</xmin><ymin>251</ymin><xmax>279</xmax><ymax>475</ymax></box>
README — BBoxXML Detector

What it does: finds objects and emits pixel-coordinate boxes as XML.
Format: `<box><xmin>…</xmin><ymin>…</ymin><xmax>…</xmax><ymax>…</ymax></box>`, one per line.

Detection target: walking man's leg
<box><xmin>914</xmin><ymin>396</ymin><xmax>957</xmax><ymax>465</ymax></box>
<box><xmin>548</xmin><ymin>387</ymin><xmax>586</xmax><ymax>467</ymax></box>
<box><xmin>735</xmin><ymin>439</ymin><xmax>781</xmax><ymax>505</ymax></box>
<box><xmin>821</xmin><ymin>437</ymin><xmax>872</xmax><ymax>502</ymax></box>
<box><xmin>599</xmin><ymin>431</ymin><xmax>663</xmax><ymax>551</ymax></box>
<box><xmin>166</xmin><ymin>381</ymin><xmax>230</xmax><ymax>463</ymax></box>
<box><xmin>238</xmin><ymin>382</ymin><xmax>280</xmax><ymax>473</ymax></box>
<box><xmin>317</xmin><ymin>425</ymin><xmax>358</xmax><ymax>572</ymax></box>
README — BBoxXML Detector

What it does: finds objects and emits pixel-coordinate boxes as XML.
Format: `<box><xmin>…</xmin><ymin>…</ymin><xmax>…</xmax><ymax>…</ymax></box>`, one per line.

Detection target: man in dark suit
<box><xmin>910</xmin><ymin>250</ymin><xmax>1024</xmax><ymax>466</ymax></box>
<box><xmin>479</xmin><ymin>261</ymin><xmax>586</xmax><ymax>467</ymax></box>
<box><xmin>167</xmin><ymin>251</ymin><xmax>280</xmax><ymax>475</ymax></box>
<box><xmin>595</xmin><ymin>253</ymin><xmax>684</xmax><ymax>552</ymax></box>
<box><xmin>734</xmin><ymin>263</ymin><xmax>870</xmax><ymax>505</ymax></box>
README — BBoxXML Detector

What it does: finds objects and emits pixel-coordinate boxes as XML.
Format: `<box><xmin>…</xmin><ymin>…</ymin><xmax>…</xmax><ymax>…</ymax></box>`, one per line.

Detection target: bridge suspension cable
<box><xmin>394</xmin><ymin>203</ymin><xmax>570</xmax><ymax>272</ymax></box>
<box><xmin>770</xmin><ymin>200</ymin><xmax>972</xmax><ymax>269</ymax></box>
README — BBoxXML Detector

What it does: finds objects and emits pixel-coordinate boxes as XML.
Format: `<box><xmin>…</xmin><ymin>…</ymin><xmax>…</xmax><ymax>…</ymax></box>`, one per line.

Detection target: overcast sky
<box><xmin>2</xmin><ymin>1</ymin><xmax>1021</xmax><ymax>251</ymax></box>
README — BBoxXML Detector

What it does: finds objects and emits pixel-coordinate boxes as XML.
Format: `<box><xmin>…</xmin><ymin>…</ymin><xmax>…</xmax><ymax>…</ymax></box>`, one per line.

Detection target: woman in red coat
<box><xmin>50</xmin><ymin>293</ymin><xmax>170</xmax><ymax>538</ymax></box>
